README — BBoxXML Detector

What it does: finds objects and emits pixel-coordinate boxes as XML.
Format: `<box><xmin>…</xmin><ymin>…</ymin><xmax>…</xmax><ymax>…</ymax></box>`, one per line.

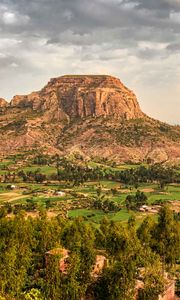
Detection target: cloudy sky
<box><xmin>0</xmin><ymin>0</ymin><xmax>180</xmax><ymax>124</ymax></box>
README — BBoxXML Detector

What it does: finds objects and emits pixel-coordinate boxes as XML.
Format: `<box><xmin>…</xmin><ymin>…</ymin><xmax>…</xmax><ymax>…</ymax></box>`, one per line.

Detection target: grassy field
<box><xmin>0</xmin><ymin>156</ymin><xmax>179</xmax><ymax>224</ymax></box>
<box><xmin>21</xmin><ymin>165</ymin><xmax>57</xmax><ymax>175</ymax></box>
<box><xmin>68</xmin><ymin>208</ymin><xmax>131</xmax><ymax>223</ymax></box>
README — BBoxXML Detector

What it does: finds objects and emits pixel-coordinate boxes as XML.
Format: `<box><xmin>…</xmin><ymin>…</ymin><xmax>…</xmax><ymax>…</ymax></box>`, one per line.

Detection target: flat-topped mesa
<box><xmin>8</xmin><ymin>75</ymin><xmax>144</xmax><ymax>121</ymax></box>
<box><xmin>0</xmin><ymin>74</ymin><xmax>179</xmax><ymax>164</ymax></box>
<box><xmin>43</xmin><ymin>75</ymin><xmax>144</xmax><ymax>120</ymax></box>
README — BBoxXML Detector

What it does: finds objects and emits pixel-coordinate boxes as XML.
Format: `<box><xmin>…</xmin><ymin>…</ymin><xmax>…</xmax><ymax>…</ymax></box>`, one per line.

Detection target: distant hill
<box><xmin>0</xmin><ymin>75</ymin><xmax>179</xmax><ymax>164</ymax></box>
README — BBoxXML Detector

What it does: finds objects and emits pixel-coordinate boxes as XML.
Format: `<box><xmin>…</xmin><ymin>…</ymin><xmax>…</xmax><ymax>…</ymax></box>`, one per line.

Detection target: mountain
<box><xmin>0</xmin><ymin>75</ymin><xmax>179</xmax><ymax>164</ymax></box>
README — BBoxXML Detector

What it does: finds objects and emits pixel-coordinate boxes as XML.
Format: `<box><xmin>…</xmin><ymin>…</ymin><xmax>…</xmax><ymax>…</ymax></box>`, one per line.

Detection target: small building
<box><xmin>139</xmin><ymin>207</ymin><xmax>146</xmax><ymax>212</ymax></box>
<box><xmin>6</xmin><ymin>184</ymin><xmax>16</xmax><ymax>190</ymax></box>
<box><xmin>141</xmin><ymin>205</ymin><xmax>149</xmax><ymax>211</ymax></box>
<box><xmin>139</xmin><ymin>205</ymin><xmax>159</xmax><ymax>213</ymax></box>
<box><xmin>54</xmin><ymin>191</ymin><xmax>66</xmax><ymax>197</ymax></box>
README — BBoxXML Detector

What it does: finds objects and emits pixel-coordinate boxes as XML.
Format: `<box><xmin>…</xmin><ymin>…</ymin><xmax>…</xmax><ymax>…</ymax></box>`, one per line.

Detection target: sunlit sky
<box><xmin>0</xmin><ymin>0</ymin><xmax>180</xmax><ymax>124</ymax></box>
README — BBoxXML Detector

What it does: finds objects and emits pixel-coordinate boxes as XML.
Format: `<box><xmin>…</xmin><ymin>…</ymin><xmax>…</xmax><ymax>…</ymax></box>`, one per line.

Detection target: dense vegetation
<box><xmin>2</xmin><ymin>154</ymin><xmax>179</xmax><ymax>186</ymax></box>
<box><xmin>0</xmin><ymin>206</ymin><xmax>179</xmax><ymax>300</ymax></box>
<box><xmin>0</xmin><ymin>153</ymin><xmax>179</xmax><ymax>299</ymax></box>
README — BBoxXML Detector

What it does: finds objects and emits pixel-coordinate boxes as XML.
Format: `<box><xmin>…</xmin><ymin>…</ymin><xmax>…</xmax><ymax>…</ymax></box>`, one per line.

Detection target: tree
<box><xmin>126</xmin><ymin>191</ymin><xmax>148</xmax><ymax>211</ymax></box>
<box><xmin>0</xmin><ymin>212</ymin><xmax>34</xmax><ymax>298</ymax></box>
<box><xmin>105</xmin><ymin>221</ymin><xmax>142</xmax><ymax>262</ymax></box>
<box><xmin>24</xmin><ymin>288</ymin><xmax>43</xmax><ymax>300</ymax></box>
<box><xmin>61</xmin><ymin>218</ymin><xmax>96</xmax><ymax>297</ymax></box>
<box><xmin>45</xmin><ymin>254</ymin><xmax>63</xmax><ymax>300</ymax></box>
<box><xmin>152</xmin><ymin>206</ymin><xmax>180</xmax><ymax>269</ymax></box>
<box><xmin>137</xmin><ymin>216</ymin><xmax>155</xmax><ymax>248</ymax></box>
<box><xmin>95</xmin><ymin>257</ymin><xmax>137</xmax><ymax>300</ymax></box>
<box><xmin>137</xmin><ymin>262</ymin><xmax>165</xmax><ymax>300</ymax></box>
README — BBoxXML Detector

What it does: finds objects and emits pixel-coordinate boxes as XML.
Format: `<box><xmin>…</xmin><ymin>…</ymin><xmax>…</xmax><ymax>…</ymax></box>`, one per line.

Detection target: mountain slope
<box><xmin>0</xmin><ymin>75</ymin><xmax>179</xmax><ymax>164</ymax></box>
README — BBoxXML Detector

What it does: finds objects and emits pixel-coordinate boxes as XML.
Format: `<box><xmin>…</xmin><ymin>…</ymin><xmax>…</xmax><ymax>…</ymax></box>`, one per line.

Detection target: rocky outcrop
<box><xmin>42</xmin><ymin>75</ymin><xmax>144</xmax><ymax>120</ymax></box>
<box><xmin>0</xmin><ymin>74</ymin><xmax>179</xmax><ymax>164</ymax></box>
<box><xmin>0</xmin><ymin>98</ymin><xmax>8</xmax><ymax>107</ymax></box>
<box><xmin>9</xmin><ymin>75</ymin><xmax>144</xmax><ymax>120</ymax></box>
<box><xmin>0</xmin><ymin>98</ymin><xmax>8</xmax><ymax>113</ymax></box>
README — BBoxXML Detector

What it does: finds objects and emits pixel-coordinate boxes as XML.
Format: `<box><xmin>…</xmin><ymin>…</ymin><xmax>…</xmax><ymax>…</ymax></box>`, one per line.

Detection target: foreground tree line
<box><xmin>0</xmin><ymin>205</ymin><xmax>179</xmax><ymax>300</ymax></box>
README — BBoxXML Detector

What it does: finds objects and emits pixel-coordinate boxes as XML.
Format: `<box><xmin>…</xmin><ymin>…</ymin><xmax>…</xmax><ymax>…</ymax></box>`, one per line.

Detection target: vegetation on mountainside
<box><xmin>59</xmin><ymin>117</ymin><xmax>180</xmax><ymax>149</ymax></box>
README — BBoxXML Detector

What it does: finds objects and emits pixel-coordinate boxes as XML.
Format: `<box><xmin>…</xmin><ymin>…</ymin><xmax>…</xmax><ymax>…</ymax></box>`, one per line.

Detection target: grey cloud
<box><xmin>0</xmin><ymin>54</ymin><xmax>18</xmax><ymax>68</ymax></box>
<box><xmin>135</xmin><ymin>0</ymin><xmax>180</xmax><ymax>11</ymax></box>
<box><xmin>0</xmin><ymin>0</ymin><xmax>179</xmax><ymax>123</ymax></box>
<box><xmin>166</xmin><ymin>42</ymin><xmax>180</xmax><ymax>52</ymax></box>
<box><xmin>1</xmin><ymin>0</ymin><xmax>179</xmax><ymax>62</ymax></box>
<box><xmin>0</xmin><ymin>0</ymin><xmax>178</xmax><ymax>55</ymax></box>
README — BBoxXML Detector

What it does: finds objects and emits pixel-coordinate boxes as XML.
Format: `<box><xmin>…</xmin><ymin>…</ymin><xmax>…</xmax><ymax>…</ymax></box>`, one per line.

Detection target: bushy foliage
<box><xmin>0</xmin><ymin>205</ymin><xmax>179</xmax><ymax>299</ymax></box>
<box><xmin>126</xmin><ymin>190</ymin><xmax>148</xmax><ymax>211</ymax></box>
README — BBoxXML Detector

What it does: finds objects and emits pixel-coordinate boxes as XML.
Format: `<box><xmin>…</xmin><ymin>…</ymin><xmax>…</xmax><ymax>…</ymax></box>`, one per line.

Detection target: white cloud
<box><xmin>138</xmin><ymin>41</ymin><xmax>168</xmax><ymax>50</ymax></box>
<box><xmin>170</xmin><ymin>11</ymin><xmax>180</xmax><ymax>23</ymax></box>
<box><xmin>1</xmin><ymin>7</ymin><xmax>30</xmax><ymax>26</ymax></box>
<box><xmin>10</xmin><ymin>62</ymin><xmax>18</xmax><ymax>68</ymax></box>
<box><xmin>0</xmin><ymin>38</ymin><xmax>22</xmax><ymax>50</ymax></box>
<box><xmin>2</xmin><ymin>12</ymin><xmax>17</xmax><ymax>24</ymax></box>
<box><xmin>121</xmin><ymin>1</ymin><xmax>138</xmax><ymax>10</ymax></box>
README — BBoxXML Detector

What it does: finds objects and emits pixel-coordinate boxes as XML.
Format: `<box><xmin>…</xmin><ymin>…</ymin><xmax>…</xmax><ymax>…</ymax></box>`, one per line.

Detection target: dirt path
<box><xmin>141</xmin><ymin>188</ymin><xmax>154</xmax><ymax>193</ymax></box>
<box><xmin>0</xmin><ymin>192</ymin><xmax>27</xmax><ymax>203</ymax></box>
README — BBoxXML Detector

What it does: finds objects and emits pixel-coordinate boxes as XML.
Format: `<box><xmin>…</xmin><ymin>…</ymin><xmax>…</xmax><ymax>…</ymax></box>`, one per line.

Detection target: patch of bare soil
<box><xmin>0</xmin><ymin>192</ymin><xmax>27</xmax><ymax>202</ymax></box>
<box><xmin>169</xmin><ymin>201</ymin><xmax>180</xmax><ymax>213</ymax></box>
<box><xmin>25</xmin><ymin>212</ymin><xmax>39</xmax><ymax>218</ymax></box>
<box><xmin>159</xmin><ymin>192</ymin><xmax>170</xmax><ymax>195</ymax></box>
<box><xmin>120</xmin><ymin>189</ymin><xmax>131</xmax><ymax>193</ymax></box>
<box><xmin>141</xmin><ymin>188</ymin><xmax>154</xmax><ymax>193</ymax></box>
<box><xmin>47</xmin><ymin>211</ymin><xmax>60</xmax><ymax>218</ymax></box>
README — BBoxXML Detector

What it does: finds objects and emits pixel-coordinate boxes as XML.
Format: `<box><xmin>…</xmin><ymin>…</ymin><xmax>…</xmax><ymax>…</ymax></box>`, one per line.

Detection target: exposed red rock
<box><xmin>9</xmin><ymin>75</ymin><xmax>144</xmax><ymax>120</ymax></box>
<box><xmin>0</xmin><ymin>98</ymin><xmax>8</xmax><ymax>107</ymax></box>
<box><xmin>0</xmin><ymin>75</ymin><xmax>179</xmax><ymax>164</ymax></box>
<box><xmin>44</xmin><ymin>75</ymin><xmax>144</xmax><ymax>120</ymax></box>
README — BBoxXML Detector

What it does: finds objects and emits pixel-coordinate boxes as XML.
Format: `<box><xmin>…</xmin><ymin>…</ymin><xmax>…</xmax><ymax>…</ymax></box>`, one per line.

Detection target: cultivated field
<box><xmin>0</xmin><ymin>153</ymin><xmax>179</xmax><ymax>225</ymax></box>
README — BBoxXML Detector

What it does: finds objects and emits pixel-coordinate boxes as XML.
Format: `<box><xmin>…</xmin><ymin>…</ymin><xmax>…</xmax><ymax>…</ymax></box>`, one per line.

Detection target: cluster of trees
<box><xmin>18</xmin><ymin>170</ymin><xmax>47</xmax><ymax>183</ymax></box>
<box><xmin>93</xmin><ymin>198</ymin><xmax>120</xmax><ymax>213</ymax></box>
<box><xmin>1</xmin><ymin>154</ymin><xmax>179</xmax><ymax>188</ymax></box>
<box><xmin>0</xmin><ymin>206</ymin><xmax>179</xmax><ymax>300</ymax></box>
<box><xmin>125</xmin><ymin>191</ymin><xmax>148</xmax><ymax>211</ymax></box>
<box><xmin>33</xmin><ymin>155</ymin><xmax>52</xmax><ymax>166</ymax></box>
<box><xmin>92</xmin><ymin>186</ymin><xmax>120</xmax><ymax>213</ymax></box>
<box><xmin>119</xmin><ymin>164</ymin><xmax>179</xmax><ymax>186</ymax></box>
<box><xmin>55</xmin><ymin>159</ymin><xmax>179</xmax><ymax>187</ymax></box>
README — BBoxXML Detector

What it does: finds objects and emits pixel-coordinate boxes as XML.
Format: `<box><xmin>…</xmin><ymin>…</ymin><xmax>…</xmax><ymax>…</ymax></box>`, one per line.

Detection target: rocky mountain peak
<box><xmin>47</xmin><ymin>75</ymin><xmax>144</xmax><ymax>120</ymax></box>
<box><xmin>11</xmin><ymin>74</ymin><xmax>143</xmax><ymax>121</ymax></box>
<box><xmin>0</xmin><ymin>74</ymin><xmax>179</xmax><ymax>164</ymax></box>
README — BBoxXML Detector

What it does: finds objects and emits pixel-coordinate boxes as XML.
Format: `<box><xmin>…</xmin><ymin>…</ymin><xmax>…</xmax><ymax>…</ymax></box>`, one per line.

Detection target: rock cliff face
<box><xmin>47</xmin><ymin>75</ymin><xmax>143</xmax><ymax>120</ymax></box>
<box><xmin>0</xmin><ymin>75</ymin><xmax>179</xmax><ymax>164</ymax></box>
<box><xmin>9</xmin><ymin>75</ymin><xmax>144</xmax><ymax>120</ymax></box>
